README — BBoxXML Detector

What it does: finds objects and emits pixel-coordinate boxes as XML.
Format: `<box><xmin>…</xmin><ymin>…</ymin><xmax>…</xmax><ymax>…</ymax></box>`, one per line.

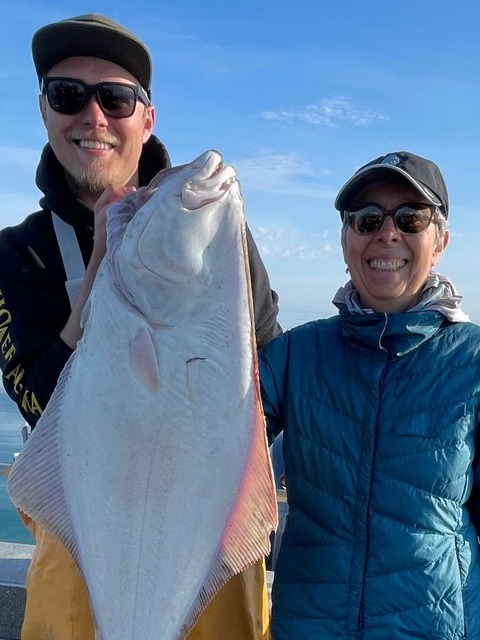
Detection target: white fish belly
<box><xmin>7</xmin><ymin>150</ymin><xmax>277</xmax><ymax>640</ymax></box>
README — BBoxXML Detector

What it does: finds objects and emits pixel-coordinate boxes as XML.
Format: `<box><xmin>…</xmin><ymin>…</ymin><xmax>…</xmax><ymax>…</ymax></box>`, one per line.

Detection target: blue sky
<box><xmin>2</xmin><ymin>0</ymin><xmax>480</xmax><ymax>328</ymax></box>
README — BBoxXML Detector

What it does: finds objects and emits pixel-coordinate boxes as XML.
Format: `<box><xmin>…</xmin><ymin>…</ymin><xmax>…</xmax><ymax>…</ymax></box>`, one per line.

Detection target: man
<box><xmin>0</xmin><ymin>14</ymin><xmax>281</xmax><ymax>640</ymax></box>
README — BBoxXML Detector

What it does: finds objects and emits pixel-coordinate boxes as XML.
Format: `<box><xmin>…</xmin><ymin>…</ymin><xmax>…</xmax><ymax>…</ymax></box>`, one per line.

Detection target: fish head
<box><xmin>106</xmin><ymin>150</ymin><xmax>245</xmax><ymax>325</ymax></box>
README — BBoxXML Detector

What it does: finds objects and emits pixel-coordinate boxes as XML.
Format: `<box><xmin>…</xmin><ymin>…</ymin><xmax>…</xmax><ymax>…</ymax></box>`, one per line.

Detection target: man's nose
<box><xmin>79</xmin><ymin>95</ymin><xmax>109</xmax><ymax>126</ymax></box>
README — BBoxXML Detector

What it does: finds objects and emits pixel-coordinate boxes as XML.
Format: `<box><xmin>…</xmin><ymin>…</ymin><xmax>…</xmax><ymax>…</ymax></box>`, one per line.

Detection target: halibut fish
<box><xmin>7</xmin><ymin>150</ymin><xmax>278</xmax><ymax>640</ymax></box>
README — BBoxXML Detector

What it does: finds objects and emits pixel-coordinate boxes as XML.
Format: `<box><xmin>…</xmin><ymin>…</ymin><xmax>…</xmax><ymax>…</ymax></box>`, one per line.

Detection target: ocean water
<box><xmin>0</xmin><ymin>389</ymin><xmax>34</xmax><ymax>544</ymax></box>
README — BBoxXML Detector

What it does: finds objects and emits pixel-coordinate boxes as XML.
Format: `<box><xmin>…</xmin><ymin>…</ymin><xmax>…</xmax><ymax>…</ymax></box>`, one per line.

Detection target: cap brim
<box><xmin>334</xmin><ymin>164</ymin><xmax>442</xmax><ymax>212</ymax></box>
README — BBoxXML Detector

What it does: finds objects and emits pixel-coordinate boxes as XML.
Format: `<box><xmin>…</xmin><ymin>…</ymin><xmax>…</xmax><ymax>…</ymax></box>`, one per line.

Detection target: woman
<box><xmin>260</xmin><ymin>151</ymin><xmax>480</xmax><ymax>639</ymax></box>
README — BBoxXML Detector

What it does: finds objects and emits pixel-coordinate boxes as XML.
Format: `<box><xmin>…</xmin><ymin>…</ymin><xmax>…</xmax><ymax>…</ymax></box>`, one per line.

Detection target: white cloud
<box><xmin>233</xmin><ymin>151</ymin><xmax>334</xmax><ymax>199</ymax></box>
<box><xmin>0</xmin><ymin>147</ymin><xmax>39</xmax><ymax>172</ymax></box>
<box><xmin>252</xmin><ymin>226</ymin><xmax>339</xmax><ymax>260</ymax></box>
<box><xmin>260</xmin><ymin>96</ymin><xmax>386</xmax><ymax>127</ymax></box>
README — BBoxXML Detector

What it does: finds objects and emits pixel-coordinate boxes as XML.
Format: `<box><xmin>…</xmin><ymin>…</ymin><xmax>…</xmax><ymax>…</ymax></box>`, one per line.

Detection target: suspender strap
<box><xmin>51</xmin><ymin>212</ymin><xmax>86</xmax><ymax>308</ymax></box>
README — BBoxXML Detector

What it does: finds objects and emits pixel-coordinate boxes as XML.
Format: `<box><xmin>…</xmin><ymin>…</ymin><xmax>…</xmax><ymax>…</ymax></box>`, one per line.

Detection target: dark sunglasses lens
<box><xmin>97</xmin><ymin>84</ymin><xmax>136</xmax><ymax>117</ymax></box>
<box><xmin>348</xmin><ymin>205</ymin><xmax>433</xmax><ymax>234</ymax></box>
<box><xmin>47</xmin><ymin>81</ymin><xmax>85</xmax><ymax>114</ymax></box>
<box><xmin>395</xmin><ymin>207</ymin><xmax>432</xmax><ymax>233</ymax></box>
<box><xmin>348</xmin><ymin>207</ymin><xmax>383</xmax><ymax>234</ymax></box>
<box><xmin>45</xmin><ymin>80</ymin><xmax>138</xmax><ymax>118</ymax></box>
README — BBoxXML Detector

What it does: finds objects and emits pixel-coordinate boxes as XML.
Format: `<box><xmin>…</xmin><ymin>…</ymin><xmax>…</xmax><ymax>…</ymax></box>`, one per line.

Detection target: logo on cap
<box><xmin>381</xmin><ymin>154</ymin><xmax>400</xmax><ymax>166</ymax></box>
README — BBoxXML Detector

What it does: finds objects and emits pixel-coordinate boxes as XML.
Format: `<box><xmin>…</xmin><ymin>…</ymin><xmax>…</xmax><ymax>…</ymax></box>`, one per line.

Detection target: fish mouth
<box><xmin>368</xmin><ymin>258</ymin><xmax>406</xmax><ymax>271</ymax></box>
<box><xmin>182</xmin><ymin>152</ymin><xmax>238</xmax><ymax>210</ymax></box>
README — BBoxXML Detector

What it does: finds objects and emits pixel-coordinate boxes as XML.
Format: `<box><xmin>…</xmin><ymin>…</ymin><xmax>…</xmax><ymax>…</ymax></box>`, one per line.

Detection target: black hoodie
<box><xmin>0</xmin><ymin>137</ymin><xmax>281</xmax><ymax>426</ymax></box>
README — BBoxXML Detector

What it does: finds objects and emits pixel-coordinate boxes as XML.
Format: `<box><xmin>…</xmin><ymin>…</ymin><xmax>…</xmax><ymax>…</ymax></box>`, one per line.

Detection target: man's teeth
<box><xmin>78</xmin><ymin>140</ymin><xmax>112</xmax><ymax>149</ymax></box>
<box><xmin>369</xmin><ymin>259</ymin><xmax>405</xmax><ymax>271</ymax></box>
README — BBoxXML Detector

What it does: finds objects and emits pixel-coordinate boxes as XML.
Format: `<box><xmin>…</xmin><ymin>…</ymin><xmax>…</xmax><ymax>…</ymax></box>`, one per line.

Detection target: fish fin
<box><xmin>7</xmin><ymin>357</ymin><xmax>79</xmax><ymax>563</ymax></box>
<box><xmin>129</xmin><ymin>326</ymin><xmax>160</xmax><ymax>391</ymax></box>
<box><xmin>79</xmin><ymin>292</ymin><xmax>92</xmax><ymax>329</ymax></box>
<box><xmin>181</xmin><ymin>405</ymin><xmax>278</xmax><ymax>635</ymax></box>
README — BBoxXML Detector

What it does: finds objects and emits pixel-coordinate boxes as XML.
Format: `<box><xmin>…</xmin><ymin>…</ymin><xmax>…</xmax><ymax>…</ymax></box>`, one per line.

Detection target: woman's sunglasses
<box><xmin>41</xmin><ymin>77</ymin><xmax>150</xmax><ymax>119</ymax></box>
<box><xmin>345</xmin><ymin>203</ymin><xmax>438</xmax><ymax>235</ymax></box>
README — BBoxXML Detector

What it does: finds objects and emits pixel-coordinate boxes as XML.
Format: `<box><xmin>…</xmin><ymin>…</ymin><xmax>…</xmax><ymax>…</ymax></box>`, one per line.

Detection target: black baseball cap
<box><xmin>335</xmin><ymin>151</ymin><xmax>449</xmax><ymax>219</ymax></box>
<box><xmin>32</xmin><ymin>14</ymin><xmax>152</xmax><ymax>97</ymax></box>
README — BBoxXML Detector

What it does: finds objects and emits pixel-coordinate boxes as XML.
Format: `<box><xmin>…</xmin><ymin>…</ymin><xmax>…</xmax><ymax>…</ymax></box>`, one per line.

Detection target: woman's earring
<box><xmin>345</xmin><ymin>267</ymin><xmax>349</xmax><ymax>274</ymax></box>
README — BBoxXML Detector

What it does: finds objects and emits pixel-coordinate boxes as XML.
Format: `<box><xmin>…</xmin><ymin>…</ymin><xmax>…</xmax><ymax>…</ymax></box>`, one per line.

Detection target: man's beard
<box><xmin>65</xmin><ymin>128</ymin><xmax>123</xmax><ymax>195</ymax></box>
<box><xmin>69</xmin><ymin>160</ymin><xmax>119</xmax><ymax>195</ymax></box>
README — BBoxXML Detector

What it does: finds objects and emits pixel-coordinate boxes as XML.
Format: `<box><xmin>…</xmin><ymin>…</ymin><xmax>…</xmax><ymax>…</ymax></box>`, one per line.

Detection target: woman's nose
<box><xmin>374</xmin><ymin>214</ymin><xmax>400</xmax><ymax>241</ymax></box>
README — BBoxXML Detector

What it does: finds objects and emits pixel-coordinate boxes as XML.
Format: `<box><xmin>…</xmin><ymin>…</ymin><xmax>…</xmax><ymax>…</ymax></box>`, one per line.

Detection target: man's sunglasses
<box><xmin>41</xmin><ymin>77</ymin><xmax>150</xmax><ymax>119</ymax></box>
<box><xmin>344</xmin><ymin>203</ymin><xmax>438</xmax><ymax>235</ymax></box>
